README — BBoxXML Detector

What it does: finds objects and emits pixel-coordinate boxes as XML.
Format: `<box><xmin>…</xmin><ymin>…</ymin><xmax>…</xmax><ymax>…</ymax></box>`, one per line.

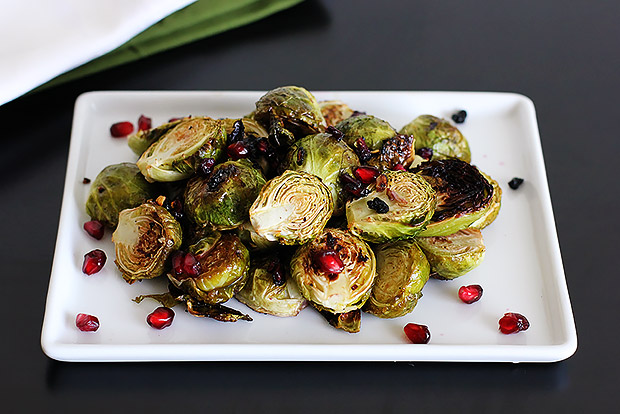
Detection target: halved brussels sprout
<box><xmin>236</xmin><ymin>254</ymin><xmax>307</xmax><ymax>317</ymax></box>
<box><xmin>336</xmin><ymin>114</ymin><xmax>397</xmax><ymax>151</ymax></box>
<box><xmin>250</xmin><ymin>170</ymin><xmax>333</xmax><ymax>245</ymax></box>
<box><xmin>346</xmin><ymin>171</ymin><xmax>437</xmax><ymax>243</ymax></box>
<box><xmin>470</xmin><ymin>172</ymin><xmax>502</xmax><ymax>229</ymax></box>
<box><xmin>290</xmin><ymin>229</ymin><xmax>376</xmax><ymax>314</ymax></box>
<box><xmin>236</xmin><ymin>221</ymin><xmax>279</xmax><ymax>250</ymax></box>
<box><xmin>281</xmin><ymin>132</ymin><xmax>360</xmax><ymax>214</ymax></box>
<box><xmin>319</xmin><ymin>100</ymin><xmax>354</xmax><ymax>127</ymax></box>
<box><xmin>128</xmin><ymin>118</ymin><xmax>185</xmax><ymax>156</ymax></box>
<box><xmin>86</xmin><ymin>162</ymin><xmax>156</xmax><ymax>228</ymax></box>
<box><xmin>364</xmin><ymin>240</ymin><xmax>430</xmax><ymax>318</ymax></box>
<box><xmin>399</xmin><ymin>115</ymin><xmax>471</xmax><ymax>162</ymax></box>
<box><xmin>416</xmin><ymin>228</ymin><xmax>486</xmax><ymax>279</ymax></box>
<box><xmin>137</xmin><ymin>117</ymin><xmax>226</xmax><ymax>182</ymax></box>
<box><xmin>168</xmin><ymin>233</ymin><xmax>250</xmax><ymax>304</ymax></box>
<box><xmin>112</xmin><ymin>201</ymin><xmax>182</xmax><ymax>283</ymax></box>
<box><xmin>184</xmin><ymin>160</ymin><xmax>266</xmax><ymax>230</ymax></box>
<box><xmin>254</xmin><ymin>86</ymin><xmax>327</xmax><ymax>137</ymax></box>
<box><xmin>416</xmin><ymin>159</ymin><xmax>493</xmax><ymax>237</ymax></box>
<box><xmin>367</xmin><ymin>134</ymin><xmax>417</xmax><ymax>170</ymax></box>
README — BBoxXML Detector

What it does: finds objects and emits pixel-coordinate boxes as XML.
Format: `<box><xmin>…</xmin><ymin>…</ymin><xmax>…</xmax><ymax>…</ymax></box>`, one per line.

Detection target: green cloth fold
<box><xmin>39</xmin><ymin>0</ymin><xmax>303</xmax><ymax>91</ymax></box>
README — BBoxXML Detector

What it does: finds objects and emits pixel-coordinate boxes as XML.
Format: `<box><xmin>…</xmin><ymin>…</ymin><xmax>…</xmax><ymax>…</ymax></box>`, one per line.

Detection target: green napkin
<box><xmin>39</xmin><ymin>0</ymin><xmax>303</xmax><ymax>91</ymax></box>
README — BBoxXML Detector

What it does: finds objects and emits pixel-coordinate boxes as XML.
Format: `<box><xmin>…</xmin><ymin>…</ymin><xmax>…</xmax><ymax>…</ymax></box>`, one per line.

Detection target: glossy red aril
<box><xmin>76</xmin><ymin>313</ymin><xmax>100</xmax><ymax>332</ymax></box>
<box><xmin>392</xmin><ymin>163</ymin><xmax>406</xmax><ymax>171</ymax></box>
<box><xmin>499</xmin><ymin>312</ymin><xmax>530</xmax><ymax>334</ymax></box>
<box><xmin>353</xmin><ymin>166</ymin><xmax>380</xmax><ymax>184</ymax></box>
<box><xmin>227</xmin><ymin>142</ymin><xmax>250</xmax><ymax>160</ymax></box>
<box><xmin>171</xmin><ymin>251</ymin><xmax>185</xmax><ymax>275</ymax></box>
<box><xmin>182</xmin><ymin>252</ymin><xmax>201</xmax><ymax>277</ymax></box>
<box><xmin>83</xmin><ymin>220</ymin><xmax>104</xmax><ymax>240</ymax></box>
<box><xmin>404</xmin><ymin>323</ymin><xmax>431</xmax><ymax>344</ymax></box>
<box><xmin>138</xmin><ymin>114</ymin><xmax>152</xmax><ymax>131</ymax></box>
<box><xmin>458</xmin><ymin>284</ymin><xmax>483</xmax><ymax>304</ymax></box>
<box><xmin>82</xmin><ymin>249</ymin><xmax>106</xmax><ymax>275</ymax></box>
<box><xmin>110</xmin><ymin>121</ymin><xmax>134</xmax><ymax>137</ymax></box>
<box><xmin>313</xmin><ymin>251</ymin><xmax>344</xmax><ymax>274</ymax></box>
<box><xmin>147</xmin><ymin>307</ymin><xmax>175</xmax><ymax>329</ymax></box>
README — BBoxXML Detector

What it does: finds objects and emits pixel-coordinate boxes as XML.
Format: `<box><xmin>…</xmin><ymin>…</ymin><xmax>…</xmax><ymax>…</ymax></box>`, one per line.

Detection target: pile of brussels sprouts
<box><xmin>85</xmin><ymin>86</ymin><xmax>502</xmax><ymax>333</ymax></box>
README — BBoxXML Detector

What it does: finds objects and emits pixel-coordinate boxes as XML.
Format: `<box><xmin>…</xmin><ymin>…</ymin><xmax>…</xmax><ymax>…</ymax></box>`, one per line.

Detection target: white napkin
<box><xmin>0</xmin><ymin>0</ymin><xmax>196</xmax><ymax>105</ymax></box>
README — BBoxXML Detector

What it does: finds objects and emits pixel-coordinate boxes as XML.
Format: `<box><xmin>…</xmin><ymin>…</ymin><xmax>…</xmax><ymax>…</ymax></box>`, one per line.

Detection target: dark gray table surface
<box><xmin>1</xmin><ymin>1</ymin><xmax>617</xmax><ymax>412</ymax></box>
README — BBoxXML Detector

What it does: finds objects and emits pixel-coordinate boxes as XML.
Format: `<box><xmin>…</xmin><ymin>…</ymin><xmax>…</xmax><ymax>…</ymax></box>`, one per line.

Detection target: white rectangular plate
<box><xmin>41</xmin><ymin>91</ymin><xmax>577</xmax><ymax>362</ymax></box>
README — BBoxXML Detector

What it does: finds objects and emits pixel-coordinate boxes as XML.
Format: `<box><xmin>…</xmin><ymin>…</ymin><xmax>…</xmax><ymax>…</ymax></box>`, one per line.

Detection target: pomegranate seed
<box><xmin>83</xmin><ymin>220</ymin><xmax>104</xmax><ymax>240</ymax></box>
<box><xmin>110</xmin><ymin>121</ymin><xmax>134</xmax><ymax>137</ymax></box>
<box><xmin>353</xmin><ymin>166</ymin><xmax>380</xmax><ymax>184</ymax></box>
<box><xmin>170</xmin><ymin>251</ymin><xmax>185</xmax><ymax>275</ymax></box>
<box><xmin>326</xmin><ymin>125</ymin><xmax>344</xmax><ymax>140</ymax></box>
<box><xmin>82</xmin><ymin>249</ymin><xmax>106</xmax><ymax>275</ymax></box>
<box><xmin>404</xmin><ymin>323</ymin><xmax>431</xmax><ymax>344</ymax></box>
<box><xmin>499</xmin><ymin>312</ymin><xmax>530</xmax><ymax>334</ymax></box>
<box><xmin>76</xmin><ymin>313</ymin><xmax>100</xmax><ymax>332</ymax></box>
<box><xmin>458</xmin><ymin>284</ymin><xmax>483</xmax><ymax>304</ymax></box>
<box><xmin>417</xmin><ymin>147</ymin><xmax>433</xmax><ymax>160</ymax></box>
<box><xmin>392</xmin><ymin>163</ymin><xmax>406</xmax><ymax>171</ymax></box>
<box><xmin>227</xmin><ymin>142</ymin><xmax>249</xmax><ymax>160</ymax></box>
<box><xmin>354</xmin><ymin>137</ymin><xmax>372</xmax><ymax>163</ymax></box>
<box><xmin>82</xmin><ymin>177</ymin><xmax>91</xmax><ymax>184</ymax></box>
<box><xmin>138</xmin><ymin>115</ymin><xmax>152</xmax><ymax>131</ymax></box>
<box><xmin>197</xmin><ymin>158</ymin><xmax>215</xmax><ymax>176</ymax></box>
<box><xmin>182</xmin><ymin>252</ymin><xmax>202</xmax><ymax>277</ymax></box>
<box><xmin>313</xmin><ymin>250</ymin><xmax>344</xmax><ymax>274</ymax></box>
<box><xmin>147</xmin><ymin>307</ymin><xmax>175</xmax><ymax>329</ymax></box>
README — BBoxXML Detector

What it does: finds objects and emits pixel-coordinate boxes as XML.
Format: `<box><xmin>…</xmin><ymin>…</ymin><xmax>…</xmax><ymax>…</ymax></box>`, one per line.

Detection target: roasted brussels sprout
<box><xmin>254</xmin><ymin>86</ymin><xmax>327</xmax><ymax>137</ymax></box>
<box><xmin>346</xmin><ymin>171</ymin><xmax>437</xmax><ymax>243</ymax></box>
<box><xmin>470</xmin><ymin>172</ymin><xmax>502</xmax><ymax>229</ymax></box>
<box><xmin>336</xmin><ymin>114</ymin><xmax>397</xmax><ymax>151</ymax></box>
<box><xmin>236</xmin><ymin>255</ymin><xmax>307</xmax><ymax>317</ymax></box>
<box><xmin>319</xmin><ymin>100</ymin><xmax>354</xmax><ymax>126</ymax></box>
<box><xmin>86</xmin><ymin>162</ymin><xmax>156</xmax><ymax>228</ymax></box>
<box><xmin>250</xmin><ymin>170</ymin><xmax>333</xmax><ymax>245</ymax></box>
<box><xmin>417</xmin><ymin>228</ymin><xmax>486</xmax><ymax>279</ymax></box>
<box><xmin>367</xmin><ymin>134</ymin><xmax>417</xmax><ymax>170</ymax></box>
<box><xmin>221</xmin><ymin>118</ymin><xmax>269</xmax><ymax>138</ymax></box>
<box><xmin>137</xmin><ymin>117</ymin><xmax>226</xmax><ymax>182</ymax></box>
<box><xmin>416</xmin><ymin>159</ymin><xmax>493</xmax><ymax>237</ymax></box>
<box><xmin>399</xmin><ymin>115</ymin><xmax>471</xmax><ymax>162</ymax></box>
<box><xmin>112</xmin><ymin>201</ymin><xmax>182</xmax><ymax>283</ymax></box>
<box><xmin>128</xmin><ymin>118</ymin><xmax>185</xmax><ymax>156</ymax></box>
<box><xmin>281</xmin><ymin>132</ymin><xmax>360</xmax><ymax>214</ymax></box>
<box><xmin>291</xmin><ymin>229</ymin><xmax>376</xmax><ymax>314</ymax></box>
<box><xmin>364</xmin><ymin>240</ymin><xmax>430</xmax><ymax>318</ymax></box>
<box><xmin>168</xmin><ymin>233</ymin><xmax>250</xmax><ymax>304</ymax></box>
<box><xmin>184</xmin><ymin>159</ymin><xmax>266</xmax><ymax>230</ymax></box>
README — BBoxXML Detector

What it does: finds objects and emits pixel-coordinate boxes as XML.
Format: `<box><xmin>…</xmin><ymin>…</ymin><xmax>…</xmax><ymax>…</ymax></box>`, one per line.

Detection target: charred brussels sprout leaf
<box><xmin>291</xmin><ymin>229</ymin><xmax>376</xmax><ymax>314</ymax></box>
<box><xmin>236</xmin><ymin>255</ymin><xmax>307</xmax><ymax>317</ymax></box>
<box><xmin>184</xmin><ymin>160</ymin><xmax>266</xmax><ymax>230</ymax></box>
<box><xmin>250</xmin><ymin>170</ymin><xmax>333</xmax><ymax>245</ymax></box>
<box><xmin>346</xmin><ymin>171</ymin><xmax>437</xmax><ymax>243</ymax></box>
<box><xmin>281</xmin><ymin>132</ymin><xmax>360</xmax><ymax>214</ymax></box>
<box><xmin>399</xmin><ymin>115</ymin><xmax>471</xmax><ymax>162</ymax></box>
<box><xmin>137</xmin><ymin>117</ymin><xmax>226</xmax><ymax>182</ymax></box>
<box><xmin>336</xmin><ymin>115</ymin><xmax>397</xmax><ymax>151</ymax></box>
<box><xmin>417</xmin><ymin>228</ymin><xmax>486</xmax><ymax>279</ymax></box>
<box><xmin>186</xmin><ymin>299</ymin><xmax>252</xmax><ymax>322</ymax></box>
<box><xmin>86</xmin><ymin>163</ymin><xmax>156</xmax><ymax>228</ymax></box>
<box><xmin>128</xmin><ymin>118</ymin><xmax>185</xmax><ymax>156</ymax></box>
<box><xmin>112</xmin><ymin>202</ymin><xmax>182</xmax><ymax>283</ymax></box>
<box><xmin>364</xmin><ymin>240</ymin><xmax>430</xmax><ymax>318</ymax></box>
<box><xmin>317</xmin><ymin>308</ymin><xmax>361</xmax><ymax>333</ymax></box>
<box><xmin>470</xmin><ymin>171</ymin><xmax>502</xmax><ymax>229</ymax></box>
<box><xmin>319</xmin><ymin>100</ymin><xmax>354</xmax><ymax>127</ymax></box>
<box><xmin>168</xmin><ymin>233</ymin><xmax>250</xmax><ymax>304</ymax></box>
<box><xmin>416</xmin><ymin>159</ymin><xmax>493</xmax><ymax>236</ymax></box>
<box><xmin>254</xmin><ymin>86</ymin><xmax>327</xmax><ymax>137</ymax></box>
